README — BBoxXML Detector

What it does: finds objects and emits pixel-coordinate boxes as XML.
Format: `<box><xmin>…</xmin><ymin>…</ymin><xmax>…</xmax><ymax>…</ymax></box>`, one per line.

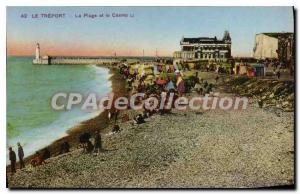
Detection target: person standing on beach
<box><xmin>215</xmin><ymin>75</ymin><xmax>219</xmax><ymax>83</ymax></box>
<box><xmin>176</xmin><ymin>74</ymin><xmax>185</xmax><ymax>96</ymax></box>
<box><xmin>17</xmin><ymin>142</ymin><xmax>25</xmax><ymax>169</ymax></box>
<box><xmin>86</xmin><ymin>140</ymin><xmax>94</xmax><ymax>153</ymax></box>
<box><xmin>59</xmin><ymin>141</ymin><xmax>70</xmax><ymax>154</ymax></box>
<box><xmin>276</xmin><ymin>70</ymin><xmax>281</xmax><ymax>80</ymax></box>
<box><xmin>114</xmin><ymin>109</ymin><xmax>119</xmax><ymax>124</ymax></box>
<box><xmin>94</xmin><ymin>130</ymin><xmax>102</xmax><ymax>154</ymax></box>
<box><xmin>8</xmin><ymin>147</ymin><xmax>16</xmax><ymax>174</ymax></box>
<box><xmin>42</xmin><ymin>148</ymin><xmax>51</xmax><ymax>160</ymax></box>
<box><xmin>108</xmin><ymin>111</ymin><xmax>112</xmax><ymax>121</ymax></box>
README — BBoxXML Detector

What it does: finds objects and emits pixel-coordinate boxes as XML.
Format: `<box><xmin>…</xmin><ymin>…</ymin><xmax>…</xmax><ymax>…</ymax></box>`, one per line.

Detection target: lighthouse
<box><xmin>35</xmin><ymin>43</ymin><xmax>40</xmax><ymax>60</ymax></box>
<box><xmin>33</xmin><ymin>43</ymin><xmax>43</xmax><ymax>64</ymax></box>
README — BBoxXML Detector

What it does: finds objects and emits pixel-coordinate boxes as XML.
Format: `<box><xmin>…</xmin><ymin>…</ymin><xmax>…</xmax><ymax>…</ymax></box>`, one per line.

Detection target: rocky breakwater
<box><xmin>224</xmin><ymin>77</ymin><xmax>294</xmax><ymax>112</ymax></box>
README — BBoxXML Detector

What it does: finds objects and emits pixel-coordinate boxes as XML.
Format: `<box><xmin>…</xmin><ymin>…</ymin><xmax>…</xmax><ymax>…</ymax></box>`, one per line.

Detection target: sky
<box><xmin>7</xmin><ymin>6</ymin><xmax>294</xmax><ymax>57</ymax></box>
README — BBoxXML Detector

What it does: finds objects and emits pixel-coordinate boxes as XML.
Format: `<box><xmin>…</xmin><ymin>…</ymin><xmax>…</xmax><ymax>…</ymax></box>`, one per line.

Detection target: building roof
<box><xmin>223</xmin><ymin>30</ymin><xmax>231</xmax><ymax>41</ymax></box>
<box><xmin>260</xmin><ymin>32</ymin><xmax>293</xmax><ymax>38</ymax></box>
<box><xmin>181</xmin><ymin>31</ymin><xmax>231</xmax><ymax>44</ymax></box>
<box><xmin>181</xmin><ymin>37</ymin><xmax>225</xmax><ymax>44</ymax></box>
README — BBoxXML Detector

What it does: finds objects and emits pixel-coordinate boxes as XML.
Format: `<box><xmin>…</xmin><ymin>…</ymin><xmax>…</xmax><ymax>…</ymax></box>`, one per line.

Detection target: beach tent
<box><xmin>239</xmin><ymin>65</ymin><xmax>247</xmax><ymax>75</ymax></box>
<box><xmin>133</xmin><ymin>64</ymin><xmax>139</xmax><ymax>71</ymax></box>
<box><xmin>146</xmin><ymin>74</ymin><xmax>154</xmax><ymax>79</ymax></box>
<box><xmin>167</xmin><ymin>73</ymin><xmax>176</xmax><ymax>81</ymax></box>
<box><xmin>188</xmin><ymin>63</ymin><xmax>195</xmax><ymax>70</ymax></box>
<box><xmin>145</xmin><ymin>75</ymin><xmax>154</xmax><ymax>84</ymax></box>
<box><xmin>165</xmin><ymin>64</ymin><xmax>170</xmax><ymax>73</ymax></box>
<box><xmin>165</xmin><ymin>80</ymin><xmax>175</xmax><ymax>91</ymax></box>
<box><xmin>247</xmin><ymin>68</ymin><xmax>255</xmax><ymax>77</ymax></box>
<box><xmin>234</xmin><ymin>65</ymin><xmax>239</xmax><ymax>75</ymax></box>
<box><xmin>254</xmin><ymin>64</ymin><xmax>266</xmax><ymax>77</ymax></box>
<box><xmin>173</xmin><ymin>62</ymin><xmax>179</xmax><ymax>70</ymax></box>
<box><xmin>153</xmin><ymin>63</ymin><xmax>158</xmax><ymax>74</ymax></box>
<box><xmin>136</xmin><ymin>63</ymin><xmax>146</xmax><ymax>76</ymax></box>
<box><xmin>177</xmin><ymin>63</ymin><xmax>183</xmax><ymax>70</ymax></box>
<box><xmin>157</xmin><ymin>63</ymin><xmax>166</xmax><ymax>72</ymax></box>
<box><xmin>156</xmin><ymin>79</ymin><xmax>167</xmax><ymax>85</ymax></box>
<box><xmin>168</xmin><ymin>64</ymin><xmax>175</xmax><ymax>72</ymax></box>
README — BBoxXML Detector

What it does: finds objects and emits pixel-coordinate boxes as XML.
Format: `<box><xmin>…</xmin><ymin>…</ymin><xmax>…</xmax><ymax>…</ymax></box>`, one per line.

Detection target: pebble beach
<box><xmin>7</xmin><ymin>70</ymin><xmax>294</xmax><ymax>188</ymax></box>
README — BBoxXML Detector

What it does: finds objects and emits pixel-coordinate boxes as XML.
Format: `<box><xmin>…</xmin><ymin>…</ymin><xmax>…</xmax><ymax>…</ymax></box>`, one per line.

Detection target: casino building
<box><xmin>173</xmin><ymin>31</ymin><xmax>232</xmax><ymax>62</ymax></box>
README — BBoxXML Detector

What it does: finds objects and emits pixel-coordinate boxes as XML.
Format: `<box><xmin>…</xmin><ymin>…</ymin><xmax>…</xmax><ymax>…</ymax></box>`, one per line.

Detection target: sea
<box><xmin>6</xmin><ymin>56</ymin><xmax>112</xmax><ymax>164</ymax></box>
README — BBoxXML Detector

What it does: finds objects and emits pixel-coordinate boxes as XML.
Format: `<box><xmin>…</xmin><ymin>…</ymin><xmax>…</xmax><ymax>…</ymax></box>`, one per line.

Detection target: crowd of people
<box><xmin>7</xmin><ymin>57</ymin><xmax>293</xmax><ymax>177</ymax></box>
<box><xmin>8</xmin><ymin>143</ymin><xmax>52</xmax><ymax>173</ymax></box>
<box><xmin>8</xmin><ymin>129</ymin><xmax>103</xmax><ymax>174</ymax></box>
<box><xmin>8</xmin><ymin>60</ymin><xmax>217</xmax><ymax>175</ymax></box>
<box><xmin>118</xmin><ymin>63</ymin><xmax>187</xmax><ymax>117</ymax></box>
<box><xmin>79</xmin><ymin>130</ymin><xmax>102</xmax><ymax>154</ymax></box>
<box><xmin>8</xmin><ymin>143</ymin><xmax>24</xmax><ymax>174</ymax></box>
<box><xmin>116</xmin><ymin>61</ymin><xmax>217</xmax><ymax>127</ymax></box>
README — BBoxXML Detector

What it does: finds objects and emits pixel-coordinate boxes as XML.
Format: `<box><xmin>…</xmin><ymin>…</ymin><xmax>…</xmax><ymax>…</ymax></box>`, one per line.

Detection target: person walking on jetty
<box><xmin>94</xmin><ymin>130</ymin><xmax>102</xmax><ymax>154</ymax></box>
<box><xmin>8</xmin><ymin>147</ymin><xmax>16</xmax><ymax>174</ymax></box>
<box><xmin>17</xmin><ymin>142</ymin><xmax>25</xmax><ymax>169</ymax></box>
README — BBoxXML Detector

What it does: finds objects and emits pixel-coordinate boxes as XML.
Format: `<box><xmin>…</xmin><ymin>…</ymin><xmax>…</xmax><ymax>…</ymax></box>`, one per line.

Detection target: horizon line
<box><xmin>6</xmin><ymin>54</ymin><xmax>173</xmax><ymax>58</ymax></box>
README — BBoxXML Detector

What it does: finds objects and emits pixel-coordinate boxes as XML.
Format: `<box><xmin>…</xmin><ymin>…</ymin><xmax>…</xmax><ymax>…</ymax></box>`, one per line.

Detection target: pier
<box><xmin>33</xmin><ymin>55</ymin><xmax>122</xmax><ymax>65</ymax></box>
<box><xmin>32</xmin><ymin>43</ymin><xmax>171</xmax><ymax>65</ymax></box>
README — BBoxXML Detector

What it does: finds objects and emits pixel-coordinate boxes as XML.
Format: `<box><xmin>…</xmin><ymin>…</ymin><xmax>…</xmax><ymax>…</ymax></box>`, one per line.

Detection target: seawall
<box><xmin>32</xmin><ymin>56</ymin><xmax>173</xmax><ymax>65</ymax></box>
<box><xmin>33</xmin><ymin>56</ymin><xmax>121</xmax><ymax>65</ymax></box>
